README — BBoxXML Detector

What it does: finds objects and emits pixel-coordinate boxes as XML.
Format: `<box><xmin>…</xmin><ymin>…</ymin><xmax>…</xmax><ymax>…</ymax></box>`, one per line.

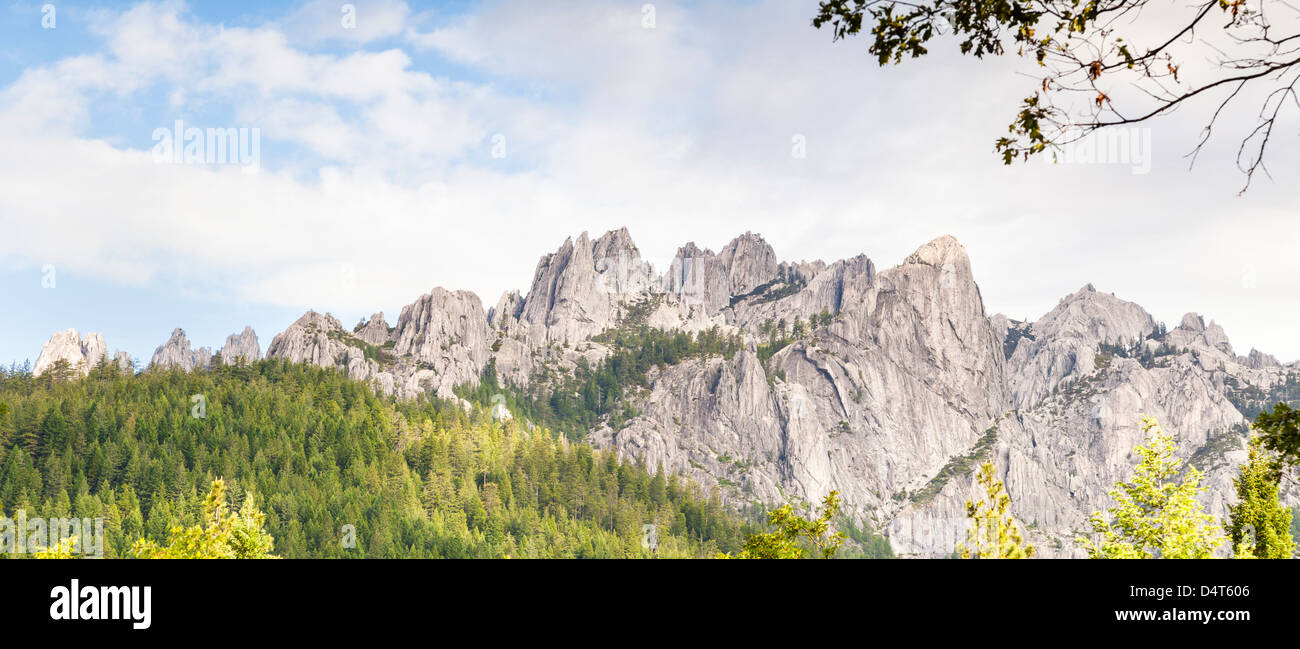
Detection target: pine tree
<box><xmin>1255</xmin><ymin>402</ymin><xmax>1300</xmax><ymax>470</ymax></box>
<box><xmin>1226</xmin><ymin>437</ymin><xmax>1295</xmax><ymax>559</ymax></box>
<box><xmin>228</xmin><ymin>490</ymin><xmax>277</xmax><ymax>559</ymax></box>
<box><xmin>956</xmin><ymin>461</ymin><xmax>1035</xmax><ymax>558</ymax></box>
<box><xmin>1080</xmin><ymin>416</ymin><xmax>1225</xmax><ymax>558</ymax></box>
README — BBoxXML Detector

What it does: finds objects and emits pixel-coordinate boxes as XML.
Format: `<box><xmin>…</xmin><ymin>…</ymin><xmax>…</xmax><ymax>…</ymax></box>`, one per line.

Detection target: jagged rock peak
<box><xmin>718</xmin><ymin>231</ymin><xmax>778</xmax><ymax>297</ymax></box>
<box><xmin>591</xmin><ymin>226</ymin><xmax>640</xmax><ymax>258</ymax></box>
<box><xmin>267</xmin><ymin>311</ymin><xmax>343</xmax><ymax>352</ymax></box>
<box><xmin>903</xmin><ymin>234</ymin><xmax>971</xmax><ymax>272</ymax></box>
<box><xmin>1004</xmin><ymin>286</ymin><xmax>1155</xmax><ymax>408</ymax></box>
<box><xmin>393</xmin><ymin>288</ymin><xmax>490</xmax><ymax>364</ymax></box>
<box><xmin>1167</xmin><ymin>312</ymin><xmax>1234</xmax><ymax>356</ymax></box>
<box><xmin>1179</xmin><ymin>312</ymin><xmax>1207</xmax><ymax>332</ymax></box>
<box><xmin>1245</xmin><ymin>348</ymin><xmax>1280</xmax><ymax>369</ymax></box>
<box><xmin>519</xmin><ymin>228</ymin><xmax>654</xmax><ymax>343</ymax></box>
<box><xmin>1040</xmin><ymin>285</ymin><xmax>1156</xmax><ymax>342</ymax></box>
<box><xmin>354</xmin><ymin>313</ymin><xmax>392</xmax><ymax>346</ymax></box>
<box><xmin>150</xmin><ymin>328</ymin><xmax>212</xmax><ymax>372</ymax></box>
<box><xmin>488</xmin><ymin>291</ymin><xmax>524</xmax><ymax>329</ymax></box>
<box><xmin>219</xmin><ymin>326</ymin><xmax>261</xmax><ymax>364</ymax></box>
<box><xmin>392</xmin><ymin>287</ymin><xmax>492</xmax><ymax>398</ymax></box>
<box><xmin>665</xmin><ymin>242</ymin><xmax>729</xmax><ymax>313</ymax></box>
<box><xmin>33</xmin><ymin>329</ymin><xmax>109</xmax><ymax>377</ymax></box>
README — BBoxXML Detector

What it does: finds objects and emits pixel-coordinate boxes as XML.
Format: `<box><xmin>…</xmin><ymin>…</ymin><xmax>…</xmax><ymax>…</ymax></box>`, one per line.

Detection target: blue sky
<box><xmin>3</xmin><ymin>0</ymin><xmax>1300</xmax><ymax>368</ymax></box>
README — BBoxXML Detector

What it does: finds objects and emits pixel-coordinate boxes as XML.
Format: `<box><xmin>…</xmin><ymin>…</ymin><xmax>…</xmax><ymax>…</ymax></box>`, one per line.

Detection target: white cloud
<box><xmin>2</xmin><ymin>0</ymin><xmax>1299</xmax><ymax>361</ymax></box>
<box><xmin>282</xmin><ymin>0</ymin><xmax>411</xmax><ymax>45</ymax></box>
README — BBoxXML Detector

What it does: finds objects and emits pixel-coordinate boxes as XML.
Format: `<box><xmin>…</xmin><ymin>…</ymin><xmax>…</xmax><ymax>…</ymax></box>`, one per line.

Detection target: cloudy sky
<box><xmin>2</xmin><ymin>0</ymin><xmax>1298</xmax><ymax>367</ymax></box>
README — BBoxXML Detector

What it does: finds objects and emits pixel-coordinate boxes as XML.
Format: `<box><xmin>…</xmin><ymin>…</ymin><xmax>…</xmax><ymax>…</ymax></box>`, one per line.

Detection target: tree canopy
<box><xmin>1080</xmin><ymin>416</ymin><xmax>1225</xmax><ymax>558</ymax></box>
<box><xmin>957</xmin><ymin>461</ymin><xmax>1035</xmax><ymax>558</ymax></box>
<box><xmin>814</xmin><ymin>0</ymin><xmax>1300</xmax><ymax>191</ymax></box>
<box><xmin>720</xmin><ymin>490</ymin><xmax>846</xmax><ymax>559</ymax></box>
<box><xmin>1226</xmin><ymin>436</ymin><xmax>1295</xmax><ymax>558</ymax></box>
<box><xmin>0</xmin><ymin>359</ymin><xmax>751</xmax><ymax>558</ymax></box>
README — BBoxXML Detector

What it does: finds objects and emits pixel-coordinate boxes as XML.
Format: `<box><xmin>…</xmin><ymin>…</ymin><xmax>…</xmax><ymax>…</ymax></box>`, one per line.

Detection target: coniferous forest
<box><xmin>0</xmin><ymin>360</ymin><xmax>756</xmax><ymax>558</ymax></box>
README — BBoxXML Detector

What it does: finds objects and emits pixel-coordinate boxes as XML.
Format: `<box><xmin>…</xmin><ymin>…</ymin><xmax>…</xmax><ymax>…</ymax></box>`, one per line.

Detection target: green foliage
<box><xmin>32</xmin><ymin>536</ymin><xmax>79</xmax><ymax>559</ymax></box>
<box><xmin>1225</xmin><ymin>437</ymin><xmax>1295</xmax><ymax>559</ymax></box>
<box><xmin>720</xmin><ymin>491</ymin><xmax>845</xmax><ymax>559</ymax></box>
<box><xmin>326</xmin><ymin>329</ymin><xmax>395</xmax><ymax>366</ymax></box>
<box><xmin>1097</xmin><ymin>340</ymin><xmax>1182</xmax><ymax>371</ymax></box>
<box><xmin>131</xmin><ymin>478</ymin><xmax>278</xmax><ymax>559</ymax></box>
<box><xmin>1254</xmin><ymin>402</ymin><xmax>1300</xmax><ymax>472</ymax></box>
<box><xmin>911</xmin><ymin>427</ymin><xmax>997</xmax><ymax>506</ymax></box>
<box><xmin>729</xmin><ymin>267</ymin><xmax>807</xmax><ymax>307</ymax></box>
<box><xmin>0</xmin><ymin>360</ymin><xmax>750</xmax><ymax>558</ymax></box>
<box><xmin>810</xmin><ymin>0</ymin><xmax>1125</xmax><ymax>163</ymax></box>
<box><xmin>459</xmin><ymin>326</ymin><xmax>743</xmax><ymax>439</ymax></box>
<box><xmin>836</xmin><ymin>517</ymin><xmax>894</xmax><ymax>558</ymax></box>
<box><xmin>956</xmin><ymin>461</ymin><xmax>1034</xmax><ymax>558</ymax></box>
<box><xmin>813</xmin><ymin>0</ymin><xmax>1062</xmax><ymax>65</ymax></box>
<box><xmin>1080</xmin><ymin>416</ymin><xmax>1225</xmax><ymax>558</ymax></box>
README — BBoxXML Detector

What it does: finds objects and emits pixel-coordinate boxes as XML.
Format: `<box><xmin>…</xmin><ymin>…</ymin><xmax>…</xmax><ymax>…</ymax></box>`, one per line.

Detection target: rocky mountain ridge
<box><xmin>32</xmin><ymin>228</ymin><xmax>1300</xmax><ymax>556</ymax></box>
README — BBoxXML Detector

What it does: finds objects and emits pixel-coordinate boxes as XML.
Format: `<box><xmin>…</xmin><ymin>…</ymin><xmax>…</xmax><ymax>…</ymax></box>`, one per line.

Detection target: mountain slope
<box><xmin>30</xmin><ymin>228</ymin><xmax>1300</xmax><ymax>556</ymax></box>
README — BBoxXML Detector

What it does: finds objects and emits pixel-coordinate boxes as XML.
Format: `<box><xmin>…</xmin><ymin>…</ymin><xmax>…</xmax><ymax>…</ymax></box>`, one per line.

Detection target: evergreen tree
<box><xmin>720</xmin><ymin>491</ymin><xmax>844</xmax><ymax>559</ymax></box>
<box><xmin>956</xmin><ymin>461</ymin><xmax>1034</xmax><ymax>558</ymax></box>
<box><xmin>132</xmin><ymin>478</ymin><xmax>278</xmax><ymax>559</ymax></box>
<box><xmin>0</xmin><ymin>359</ymin><xmax>752</xmax><ymax>558</ymax></box>
<box><xmin>228</xmin><ymin>490</ymin><xmax>278</xmax><ymax>559</ymax></box>
<box><xmin>1080</xmin><ymin>416</ymin><xmax>1225</xmax><ymax>558</ymax></box>
<box><xmin>1226</xmin><ymin>437</ymin><xmax>1295</xmax><ymax>559</ymax></box>
<box><xmin>1255</xmin><ymin>402</ymin><xmax>1300</xmax><ymax>471</ymax></box>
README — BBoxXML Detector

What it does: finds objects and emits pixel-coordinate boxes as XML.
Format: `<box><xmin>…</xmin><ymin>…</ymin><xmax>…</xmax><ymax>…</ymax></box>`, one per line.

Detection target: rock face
<box><xmin>516</xmin><ymin>228</ymin><xmax>656</xmax><ymax>344</ymax></box>
<box><xmin>43</xmin><ymin>227</ymin><xmax>1299</xmax><ymax>557</ymax></box>
<box><xmin>354</xmin><ymin>313</ymin><xmax>392</xmax><ymax>346</ymax></box>
<box><xmin>150</xmin><ymin>328</ymin><xmax>212</xmax><ymax>371</ymax></box>
<box><xmin>663</xmin><ymin>242</ymin><xmax>730</xmax><ymax>315</ymax></box>
<box><xmin>264</xmin><ymin>311</ymin><xmax>396</xmax><ymax>393</ymax></box>
<box><xmin>219</xmin><ymin>326</ymin><xmax>261</xmax><ymax>364</ymax></box>
<box><xmin>34</xmin><ymin>329</ymin><xmax>109</xmax><ymax>376</ymax></box>
<box><xmin>391</xmin><ymin>288</ymin><xmax>492</xmax><ymax>398</ymax></box>
<box><xmin>596</xmin><ymin>235</ymin><xmax>1012</xmax><ymax>551</ymax></box>
<box><xmin>717</xmin><ymin>231</ymin><xmax>779</xmax><ymax>297</ymax></box>
<box><xmin>1006</xmin><ymin>284</ymin><xmax>1156</xmax><ymax>409</ymax></box>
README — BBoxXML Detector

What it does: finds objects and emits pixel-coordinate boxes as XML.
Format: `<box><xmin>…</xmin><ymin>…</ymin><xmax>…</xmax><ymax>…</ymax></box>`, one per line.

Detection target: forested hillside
<box><xmin>0</xmin><ymin>360</ymin><xmax>753</xmax><ymax>558</ymax></box>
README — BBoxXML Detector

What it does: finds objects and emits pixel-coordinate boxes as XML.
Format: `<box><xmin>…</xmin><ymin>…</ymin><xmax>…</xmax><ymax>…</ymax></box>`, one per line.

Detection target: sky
<box><xmin>2</xmin><ymin>0</ymin><xmax>1299</xmax><ymax>368</ymax></box>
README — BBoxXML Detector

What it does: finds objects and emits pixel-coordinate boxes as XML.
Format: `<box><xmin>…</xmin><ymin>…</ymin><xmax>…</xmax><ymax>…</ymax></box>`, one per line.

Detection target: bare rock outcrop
<box><xmin>663</xmin><ymin>242</ymin><xmax>730</xmax><ymax>315</ymax></box>
<box><xmin>1006</xmin><ymin>284</ymin><xmax>1156</xmax><ymax>409</ymax></box>
<box><xmin>392</xmin><ymin>288</ymin><xmax>491</xmax><ymax>398</ymax></box>
<box><xmin>717</xmin><ymin>231</ymin><xmax>778</xmax><ymax>297</ymax></box>
<box><xmin>265</xmin><ymin>311</ymin><xmax>394</xmax><ymax>390</ymax></box>
<box><xmin>354</xmin><ymin>313</ymin><xmax>392</xmax><ymax>346</ymax></box>
<box><xmin>33</xmin><ymin>329</ymin><xmax>109</xmax><ymax>376</ymax></box>
<box><xmin>150</xmin><ymin>328</ymin><xmax>212</xmax><ymax>371</ymax></box>
<box><xmin>38</xmin><ymin>227</ymin><xmax>1296</xmax><ymax>558</ymax></box>
<box><xmin>517</xmin><ymin>228</ymin><xmax>655</xmax><ymax>345</ymax></box>
<box><xmin>218</xmin><ymin>326</ymin><xmax>261</xmax><ymax>364</ymax></box>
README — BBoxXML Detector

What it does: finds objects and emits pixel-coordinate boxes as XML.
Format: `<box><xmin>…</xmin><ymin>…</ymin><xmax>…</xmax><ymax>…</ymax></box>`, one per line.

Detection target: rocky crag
<box><xmin>34</xmin><ymin>228</ymin><xmax>1299</xmax><ymax>556</ymax></box>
